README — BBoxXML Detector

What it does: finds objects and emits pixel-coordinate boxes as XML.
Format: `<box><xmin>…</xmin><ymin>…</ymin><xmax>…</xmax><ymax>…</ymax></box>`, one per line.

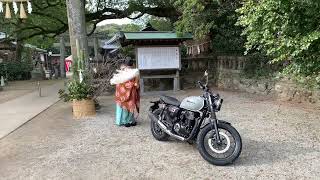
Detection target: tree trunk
<box><xmin>15</xmin><ymin>39</ymin><xmax>23</xmax><ymax>62</ymax></box>
<box><xmin>15</xmin><ymin>19</ymin><xmax>24</xmax><ymax>62</ymax></box>
<box><xmin>66</xmin><ymin>0</ymin><xmax>89</xmax><ymax>69</ymax></box>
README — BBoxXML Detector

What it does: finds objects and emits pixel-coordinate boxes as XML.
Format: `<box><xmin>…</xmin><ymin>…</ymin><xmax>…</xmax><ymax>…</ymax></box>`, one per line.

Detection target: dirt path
<box><xmin>0</xmin><ymin>89</ymin><xmax>319</xmax><ymax>179</ymax></box>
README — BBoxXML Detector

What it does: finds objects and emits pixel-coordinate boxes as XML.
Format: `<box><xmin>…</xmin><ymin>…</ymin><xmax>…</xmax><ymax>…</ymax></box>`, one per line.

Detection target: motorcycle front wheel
<box><xmin>197</xmin><ymin>123</ymin><xmax>242</xmax><ymax>166</ymax></box>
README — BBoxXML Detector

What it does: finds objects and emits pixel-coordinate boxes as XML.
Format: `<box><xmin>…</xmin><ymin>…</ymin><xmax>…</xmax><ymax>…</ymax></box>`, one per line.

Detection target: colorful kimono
<box><xmin>114</xmin><ymin>77</ymin><xmax>140</xmax><ymax>126</ymax></box>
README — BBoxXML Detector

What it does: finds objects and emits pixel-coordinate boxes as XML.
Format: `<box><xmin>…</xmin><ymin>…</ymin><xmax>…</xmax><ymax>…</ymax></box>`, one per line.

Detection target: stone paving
<box><xmin>0</xmin><ymin>80</ymin><xmax>64</xmax><ymax>139</ymax></box>
<box><xmin>0</xmin><ymin>80</ymin><xmax>62</xmax><ymax>104</ymax></box>
<box><xmin>0</xmin><ymin>89</ymin><xmax>319</xmax><ymax>179</ymax></box>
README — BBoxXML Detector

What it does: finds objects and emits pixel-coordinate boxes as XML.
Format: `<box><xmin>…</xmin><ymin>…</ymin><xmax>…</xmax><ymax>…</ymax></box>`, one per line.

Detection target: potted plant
<box><xmin>59</xmin><ymin>79</ymin><xmax>96</xmax><ymax>119</ymax></box>
<box><xmin>59</xmin><ymin>40</ymin><xmax>98</xmax><ymax>119</ymax></box>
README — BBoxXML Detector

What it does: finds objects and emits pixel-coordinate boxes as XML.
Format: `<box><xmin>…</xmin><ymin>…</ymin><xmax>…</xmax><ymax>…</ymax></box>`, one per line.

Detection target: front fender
<box><xmin>200</xmin><ymin>119</ymin><xmax>231</xmax><ymax>129</ymax></box>
<box><xmin>218</xmin><ymin>120</ymin><xmax>231</xmax><ymax>125</ymax></box>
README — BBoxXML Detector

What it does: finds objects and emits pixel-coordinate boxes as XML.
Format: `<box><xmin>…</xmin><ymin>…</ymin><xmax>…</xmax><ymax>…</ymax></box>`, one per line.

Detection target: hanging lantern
<box><xmin>5</xmin><ymin>3</ymin><xmax>11</xmax><ymax>19</ymax></box>
<box><xmin>19</xmin><ymin>2</ymin><xmax>26</xmax><ymax>19</ymax></box>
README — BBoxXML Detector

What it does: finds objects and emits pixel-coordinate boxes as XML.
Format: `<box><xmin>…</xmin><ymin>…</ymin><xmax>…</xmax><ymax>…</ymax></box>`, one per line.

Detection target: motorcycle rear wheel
<box><xmin>197</xmin><ymin>123</ymin><xmax>242</xmax><ymax>166</ymax></box>
<box><xmin>150</xmin><ymin>109</ymin><xmax>169</xmax><ymax>141</ymax></box>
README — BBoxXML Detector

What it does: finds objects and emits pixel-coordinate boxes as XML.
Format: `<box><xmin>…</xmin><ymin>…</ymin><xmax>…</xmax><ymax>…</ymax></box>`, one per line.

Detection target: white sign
<box><xmin>137</xmin><ymin>47</ymin><xmax>180</xmax><ymax>70</ymax></box>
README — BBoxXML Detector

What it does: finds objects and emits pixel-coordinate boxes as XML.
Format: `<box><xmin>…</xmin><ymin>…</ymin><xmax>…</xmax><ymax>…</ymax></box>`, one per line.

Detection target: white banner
<box><xmin>137</xmin><ymin>47</ymin><xmax>180</xmax><ymax>70</ymax></box>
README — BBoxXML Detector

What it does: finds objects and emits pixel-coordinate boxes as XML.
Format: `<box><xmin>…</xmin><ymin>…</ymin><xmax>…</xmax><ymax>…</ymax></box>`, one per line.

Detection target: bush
<box><xmin>281</xmin><ymin>64</ymin><xmax>320</xmax><ymax>89</ymax></box>
<box><xmin>241</xmin><ymin>53</ymin><xmax>280</xmax><ymax>79</ymax></box>
<box><xmin>59</xmin><ymin>80</ymin><xmax>94</xmax><ymax>102</ymax></box>
<box><xmin>0</xmin><ymin>62</ymin><xmax>33</xmax><ymax>80</ymax></box>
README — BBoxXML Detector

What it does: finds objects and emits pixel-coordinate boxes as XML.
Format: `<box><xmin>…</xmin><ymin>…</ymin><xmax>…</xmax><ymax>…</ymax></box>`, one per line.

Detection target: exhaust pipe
<box><xmin>148</xmin><ymin>111</ymin><xmax>186</xmax><ymax>141</ymax></box>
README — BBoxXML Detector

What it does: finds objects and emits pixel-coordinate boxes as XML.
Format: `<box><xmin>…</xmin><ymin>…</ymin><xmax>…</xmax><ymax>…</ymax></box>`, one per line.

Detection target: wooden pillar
<box><xmin>93</xmin><ymin>36</ymin><xmax>99</xmax><ymax>60</ymax></box>
<box><xmin>174</xmin><ymin>70</ymin><xmax>180</xmax><ymax>91</ymax></box>
<box><xmin>59</xmin><ymin>36</ymin><xmax>66</xmax><ymax>78</ymax></box>
<box><xmin>140</xmin><ymin>78</ymin><xmax>145</xmax><ymax>94</ymax></box>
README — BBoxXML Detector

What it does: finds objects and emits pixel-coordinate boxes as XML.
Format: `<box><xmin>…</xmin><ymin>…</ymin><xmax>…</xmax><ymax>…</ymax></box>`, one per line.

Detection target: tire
<box><xmin>150</xmin><ymin>109</ymin><xmax>169</xmax><ymax>141</ymax></box>
<box><xmin>197</xmin><ymin>123</ymin><xmax>242</xmax><ymax>166</ymax></box>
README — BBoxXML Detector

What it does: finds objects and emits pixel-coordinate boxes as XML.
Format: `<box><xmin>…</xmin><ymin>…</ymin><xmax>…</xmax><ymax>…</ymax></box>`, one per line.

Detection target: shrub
<box><xmin>59</xmin><ymin>80</ymin><xmax>94</xmax><ymax>102</ymax></box>
<box><xmin>241</xmin><ymin>53</ymin><xmax>280</xmax><ymax>79</ymax></box>
<box><xmin>0</xmin><ymin>61</ymin><xmax>33</xmax><ymax>80</ymax></box>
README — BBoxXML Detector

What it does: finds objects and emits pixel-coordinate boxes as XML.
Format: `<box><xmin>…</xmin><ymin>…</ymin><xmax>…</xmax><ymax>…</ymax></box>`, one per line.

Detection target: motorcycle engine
<box><xmin>162</xmin><ymin>105</ymin><xmax>180</xmax><ymax>128</ymax></box>
<box><xmin>173</xmin><ymin>111</ymin><xmax>198</xmax><ymax>137</ymax></box>
<box><xmin>167</xmin><ymin>106</ymin><xmax>180</xmax><ymax>118</ymax></box>
<box><xmin>163</xmin><ymin>106</ymin><xmax>199</xmax><ymax>137</ymax></box>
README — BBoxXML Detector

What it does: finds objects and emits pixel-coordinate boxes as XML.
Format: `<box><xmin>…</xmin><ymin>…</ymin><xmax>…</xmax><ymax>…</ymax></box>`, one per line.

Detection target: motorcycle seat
<box><xmin>160</xmin><ymin>95</ymin><xmax>181</xmax><ymax>106</ymax></box>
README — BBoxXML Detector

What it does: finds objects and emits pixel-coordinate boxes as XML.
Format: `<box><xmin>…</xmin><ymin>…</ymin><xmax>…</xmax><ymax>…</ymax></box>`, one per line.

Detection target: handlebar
<box><xmin>198</xmin><ymin>81</ymin><xmax>204</xmax><ymax>88</ymax></box>
<box><xmin>198</xmin><ymin>81</ymin><xmax>207</xmax><ymax>90</ymax></box>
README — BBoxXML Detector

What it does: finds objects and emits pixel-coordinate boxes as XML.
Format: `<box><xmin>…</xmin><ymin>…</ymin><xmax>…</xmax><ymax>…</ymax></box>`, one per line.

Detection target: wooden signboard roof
<box><xmin>120</xmin><ymin>31</ymin><xmax>193</xmax><ymax>46</ymax></box>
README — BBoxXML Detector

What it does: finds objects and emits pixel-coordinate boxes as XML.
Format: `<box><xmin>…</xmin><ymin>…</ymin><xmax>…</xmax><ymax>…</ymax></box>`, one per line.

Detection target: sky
<box><xmin>98</xmin><ymin>18</ymin><xmax>133</xmax><ymax>26</ymax></box>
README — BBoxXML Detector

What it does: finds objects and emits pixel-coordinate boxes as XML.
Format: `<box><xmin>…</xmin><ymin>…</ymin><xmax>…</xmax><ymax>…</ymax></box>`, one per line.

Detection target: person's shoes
<box><xmin>130</xmin><ymin>122</ymin><xmax>137</xmax><ymax>126</ymax></box>
<box><xmin>124</xmin><ymin>124</ymin><xmax>131</xmax><ymax>127</ymax></box>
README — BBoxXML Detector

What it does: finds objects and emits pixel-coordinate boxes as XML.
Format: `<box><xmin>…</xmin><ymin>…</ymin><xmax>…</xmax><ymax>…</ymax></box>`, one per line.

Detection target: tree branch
<box><xmin>9</xmin><ymin>0</ymin><xmax>180</xmax><ymax>40</ymax></box>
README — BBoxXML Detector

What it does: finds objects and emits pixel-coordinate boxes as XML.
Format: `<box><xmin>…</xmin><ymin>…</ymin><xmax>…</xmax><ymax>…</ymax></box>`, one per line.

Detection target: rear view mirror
<box><xmin>204</xmin><ymin>70</ymin><xmax>208</xmax><ymax>86</ymax></box>
<box><xmin>204</xmin><ymin>70</ymin><xmax>208</xmax><ymax>77</ymax></box>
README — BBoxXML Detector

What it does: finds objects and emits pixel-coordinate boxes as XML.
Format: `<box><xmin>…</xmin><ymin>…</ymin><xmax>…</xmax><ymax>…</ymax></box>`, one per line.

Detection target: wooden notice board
<box><xmin>137</xmin><ymin>47</ymin><xmax>180</xmax><ymax>70</ymax></box>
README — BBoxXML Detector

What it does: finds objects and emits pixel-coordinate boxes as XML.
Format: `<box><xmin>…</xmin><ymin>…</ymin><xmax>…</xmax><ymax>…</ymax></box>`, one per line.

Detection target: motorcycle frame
<box><xmin>150</xmin><ymin>91</ymin><xmax>225</xmax><ymax>143</ymax></box>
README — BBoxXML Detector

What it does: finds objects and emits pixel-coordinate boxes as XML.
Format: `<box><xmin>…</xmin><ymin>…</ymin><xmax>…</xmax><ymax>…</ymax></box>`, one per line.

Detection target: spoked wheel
<box><xmin>197</xmin><ymin>123</ymin><xmax>242</xmax><ymax>166</ymax></box>
<box><xmin>150</xmin><ymin>109</ymin><xmax>169</xmax><ymax>141</ymax></box>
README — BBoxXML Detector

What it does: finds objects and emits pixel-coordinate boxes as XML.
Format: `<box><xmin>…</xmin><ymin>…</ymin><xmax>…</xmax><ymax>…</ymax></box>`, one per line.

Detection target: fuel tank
<box><xmin>180</xmin><ymin>96</ymin><xmax>204</xmax><ymax>112</ymax></box>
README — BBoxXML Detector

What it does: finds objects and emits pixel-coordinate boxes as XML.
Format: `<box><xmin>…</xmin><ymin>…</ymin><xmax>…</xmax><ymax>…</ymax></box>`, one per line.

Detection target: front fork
<box><xmin>210</xmin><ymin>112</ymin><xmax>222</xmax><ymax>144</ymax></box>
<box><xmin>206</xmin><ymin>93</ymin><xmax>222</xmax><ymax>144</ymax></box>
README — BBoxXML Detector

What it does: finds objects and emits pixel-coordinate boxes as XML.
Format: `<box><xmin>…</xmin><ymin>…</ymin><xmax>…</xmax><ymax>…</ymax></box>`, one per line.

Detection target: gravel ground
<box><xmin>0</xmin><ymin>89</ymin><xmax>319</xmax><ymax>180</ymax></box>
<box><xmin>0</xmin><ymin>79</ymin><xmax>63</xmax><ymax>104</ymax></box>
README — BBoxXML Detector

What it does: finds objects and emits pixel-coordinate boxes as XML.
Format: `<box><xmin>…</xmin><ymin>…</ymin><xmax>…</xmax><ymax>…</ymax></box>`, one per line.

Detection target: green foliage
<box><xmin>59</xmin><ymin>47</ymin><xmax>93</xmax><ymax>101</ymax></box>
<box><xmin>96</xmin><ymin>23</ymin><xmax>142</xmax><ymax>37</ymax></box>
<box><xmin>175</xmin><ymin>0</ymin><xmax>245</xmax><ymax>53</ymax></box>
<box><xmin>21</xmin><ymin>47</ymin><xmax>33</xmax><ymax>62</ymax></box>
<box><xmin>59</xmin><ymin>80</ymin><xmax>94</xmax><ymax>102</ymax></box>
<box><xmin>25</xmin><ymin>36</ymin><xmax>55</xmax><ymax>50</ymax></box>
<box><xmin>119</xmin><ymin>45</ymin><xmax>135</xmax><ymax>59</ymax></box>
<box><xmin>0</xmin><ymin>0</ymin><xmax>67</xmax><ymax>41</ymax></box>
<box><xmin>180</xmin><ymin>45</ymin><xmax>187</xmax><ymax>57</ymax></box>
<box><xmin>241</xmin><ymin>53</ymin><xmax>278</xmax><ymax>79</ymax></box>
<box><xmin>146</xmin><ymin>16</ymin><xmax>173</xmax><ymax>31</ymax></box>
<box><xmin>0</xmin><ymin>62</ymin><xmax>33</xmax><ymax>81</ymax></box>
<box><xmin>281</xmin><ymin>64</ymin><xmax>320</xmax><ymax>89</ymax></box>
<box><xmin>122</xmin><ymin>24</ymin><xmax>142</xmax><ymax>32</ymax></box>
<box><xmin>237</xmin><ymin>0</ymin><xmax>320</xmax><ymax>83</ymax></box>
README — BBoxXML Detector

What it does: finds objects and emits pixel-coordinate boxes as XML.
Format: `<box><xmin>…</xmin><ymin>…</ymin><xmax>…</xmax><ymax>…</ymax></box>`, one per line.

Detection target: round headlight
<box><xmin>214</xmin><ymin>98</ymin><xmax>223</xmax><ymax>111</ymax></box>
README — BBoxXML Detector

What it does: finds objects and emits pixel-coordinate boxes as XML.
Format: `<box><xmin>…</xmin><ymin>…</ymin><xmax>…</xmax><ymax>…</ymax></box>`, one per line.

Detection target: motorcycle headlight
<box><xmin>214</xmin><ymin>98</ymin><xmax>223</xmax><ymax>111</ymax></box>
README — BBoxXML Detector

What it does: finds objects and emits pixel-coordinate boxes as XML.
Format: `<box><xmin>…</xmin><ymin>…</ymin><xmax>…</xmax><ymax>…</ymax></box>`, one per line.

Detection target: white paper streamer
<box><xmin>13</xmin><ymin>1</ymin><xmax>18</xmax><ymax>14</ymax></box>
<box><xmin>27</xmin><ymin>0</ymin><xmax>32</xmax><ymax>13</ymax></box>
<box><xmin>79</xmin><ymin>70</ymin><xmax>83</xmax><ymax>83</ymax></box>
<box><xmin>0</xmin><ymin>2</ymin><xmax>3</xmax><ymax>13</ymax></box>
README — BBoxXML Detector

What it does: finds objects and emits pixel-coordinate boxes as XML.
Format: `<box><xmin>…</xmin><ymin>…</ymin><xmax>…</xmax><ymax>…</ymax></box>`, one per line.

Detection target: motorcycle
<box><xmin>148</xmin><ymin>71</ymin><xmax>242</xmax><ymax>166</ymax></box>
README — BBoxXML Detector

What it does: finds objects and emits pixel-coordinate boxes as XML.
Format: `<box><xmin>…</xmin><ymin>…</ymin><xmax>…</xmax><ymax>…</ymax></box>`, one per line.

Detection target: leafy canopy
<box><xmin>175</xmin><ymin>0</ymin><xmax>245</xmax><ymax>53</ymax></box>
<box><xmin>1</xmin><ymin>0</ymin><xmax>178</xmax><ymax>42</ymax></box>
<box><xmin>237</xmin><ymin>0</ymin><xmax>320</xmax><ymax>82</ymax></box>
